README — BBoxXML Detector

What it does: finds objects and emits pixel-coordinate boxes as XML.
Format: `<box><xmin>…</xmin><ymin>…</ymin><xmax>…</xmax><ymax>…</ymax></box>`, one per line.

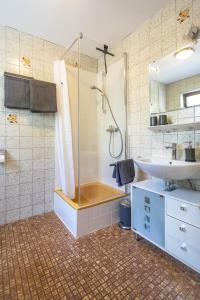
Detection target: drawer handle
<box><xmin>144</xmin><ymin>205</ymin><xmax>150</xmax><ymax>213</ymax></box>
<box><xmin>180</xmin><ymin>243</ymin><xmax>187</xmax><ymax>251</ymax></box>
<box><xmin>144</xmin><ymin>223</ymin><xmax>150</xmax><ymax>231</ymax></box>
<box><xmin>180</xmin><ymin>204</ymin><xmax>187</xmax><ymax>211</ymax></box>
<box><xmin>179</xmin><ymin>225</ymin><xmax>186</xmax><ymax>232</ymax></box>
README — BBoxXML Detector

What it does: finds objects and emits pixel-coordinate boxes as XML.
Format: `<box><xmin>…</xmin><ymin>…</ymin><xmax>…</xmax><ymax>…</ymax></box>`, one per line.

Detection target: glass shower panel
<box><xmin>78</xmin><ymin>36</ymin><xmax>127</xmax><ymax>206</ymax></box>
<box><xmin>78</xmin><ymin>37</ymin><xmax>99</xmax><ymax>205</ymax></box>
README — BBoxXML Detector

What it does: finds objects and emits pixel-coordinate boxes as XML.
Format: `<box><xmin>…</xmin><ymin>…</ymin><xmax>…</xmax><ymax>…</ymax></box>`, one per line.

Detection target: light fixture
<box><xmin>175</xmin><ymin>47</ymin><xmax>195</xmax><ymax>60</ymax></box>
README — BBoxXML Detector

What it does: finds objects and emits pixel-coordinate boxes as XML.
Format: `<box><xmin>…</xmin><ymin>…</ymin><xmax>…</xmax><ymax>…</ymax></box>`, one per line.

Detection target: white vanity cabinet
<box><xmin>131</xmin><ymin>180</ymin><xmax>200</xmax><ymax>273</ymax></box>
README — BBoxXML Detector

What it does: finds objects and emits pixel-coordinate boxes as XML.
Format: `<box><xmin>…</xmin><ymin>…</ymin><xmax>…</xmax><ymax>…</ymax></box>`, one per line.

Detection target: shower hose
<box><xmin>104</xmin><ymin>93</ymin><xmax>123</xmax><ymax>159</ymax></box>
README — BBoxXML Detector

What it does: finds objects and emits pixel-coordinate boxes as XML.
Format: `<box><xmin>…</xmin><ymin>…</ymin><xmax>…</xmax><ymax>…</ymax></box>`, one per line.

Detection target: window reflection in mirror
<box><xmin>182</xmin><ymin>90</ymin><xmax>200</xmax><ymax>107</ymax></box>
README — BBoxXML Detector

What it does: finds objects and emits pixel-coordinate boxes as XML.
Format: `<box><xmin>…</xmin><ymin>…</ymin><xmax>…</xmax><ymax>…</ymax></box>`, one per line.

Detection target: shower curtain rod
<box><xmin>60</xmin><ymin>32</ymin><xmax>83</xmax><ymax>60</ymax></box>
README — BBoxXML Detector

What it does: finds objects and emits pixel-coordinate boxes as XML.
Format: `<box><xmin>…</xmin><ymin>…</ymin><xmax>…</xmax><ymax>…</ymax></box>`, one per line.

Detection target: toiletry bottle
<box><xmin>150</xmin><ymin>116</ymin><xmax>158</xmax><ymax>126</ymax></box>
<box><xmin>159</xmin><ymin>114</ymin><xmax>167</xmax><ymax>125</ymax></box>
<box><xmin>185</xmin><ymin>141</ymin><xmax>196</xmax><ymax>162</ymax></box>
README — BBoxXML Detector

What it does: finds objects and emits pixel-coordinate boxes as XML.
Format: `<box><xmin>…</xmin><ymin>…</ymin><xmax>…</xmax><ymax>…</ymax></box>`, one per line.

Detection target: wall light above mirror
<box><xmin>149</xmin><ymin>40</ymin><xmax>200</xmax><ymax>114</ymax></box>
<box><xmin>175</xmin><ymin>47</ymin><xmax>195</xmax><ymax>60</ymax></box>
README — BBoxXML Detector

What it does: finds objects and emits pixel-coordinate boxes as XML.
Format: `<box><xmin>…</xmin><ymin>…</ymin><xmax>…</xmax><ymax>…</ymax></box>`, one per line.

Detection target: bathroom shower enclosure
<box><xmin>55</xmin><ymin>33</ymin><xmax>128</xmax><ymax>208</ymax></box>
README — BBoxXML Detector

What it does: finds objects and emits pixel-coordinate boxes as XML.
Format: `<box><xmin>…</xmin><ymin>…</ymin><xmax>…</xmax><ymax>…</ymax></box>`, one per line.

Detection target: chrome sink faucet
<box><xmin>165</xmin><ymin>143</ymin><xmax>177</xmax><ymax>160</ymax></box>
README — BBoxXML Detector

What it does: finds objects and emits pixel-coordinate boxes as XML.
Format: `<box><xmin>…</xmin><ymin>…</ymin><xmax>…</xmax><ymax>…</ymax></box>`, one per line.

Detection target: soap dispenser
<box><xmin>185</xmin><ymin>141</ymin><xmax>196</xmax><ymax>162</ymax></box>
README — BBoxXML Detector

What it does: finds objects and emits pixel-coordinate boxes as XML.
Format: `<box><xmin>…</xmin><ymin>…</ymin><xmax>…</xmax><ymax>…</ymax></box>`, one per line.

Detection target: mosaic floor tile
<box><xmin>0</xmin><ymin>212</ymin><xmax>200</xmax><ymax>299</ymax></box>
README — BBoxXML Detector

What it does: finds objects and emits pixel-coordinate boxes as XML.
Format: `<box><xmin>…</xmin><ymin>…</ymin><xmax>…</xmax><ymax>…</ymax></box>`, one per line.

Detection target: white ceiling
<box><xmin>1</xmin><ymin>0</ymin><xmax>169</xmax><ymax>50</ymax></box>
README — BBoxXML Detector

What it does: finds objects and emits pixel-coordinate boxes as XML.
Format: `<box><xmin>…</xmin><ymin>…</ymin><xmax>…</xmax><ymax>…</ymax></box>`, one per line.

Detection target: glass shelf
<box><xmin>148</xmin><ymin>122</ymin><xmax>200</xmax><ymax>133</ymax></box>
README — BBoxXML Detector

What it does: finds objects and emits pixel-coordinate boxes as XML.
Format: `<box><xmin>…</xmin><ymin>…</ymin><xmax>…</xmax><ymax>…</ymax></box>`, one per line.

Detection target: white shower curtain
<box><xmin>54</xmin><ymin>60</ymin><xmax>75</xmax><ymax>199</ymax></box>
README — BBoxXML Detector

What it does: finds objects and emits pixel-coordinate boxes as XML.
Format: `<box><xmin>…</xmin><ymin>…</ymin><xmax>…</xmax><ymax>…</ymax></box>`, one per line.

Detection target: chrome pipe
<box><xmin>77</xmin><ymin>33</ymin><xmax>81</xmax><ymax>206</ymax></box>
<box><xmin>123</xmin><ymin>52</ymin><xmax>128</xmax><ymax>161</ymax></box>
<box><xmin>60</xmin><ymin>32</ymin><xmax>83</xmax><ymax>60</ymax></box>
<box><xmin>123</xmin><ymin>52</ymin><xmax>129</xmax><ymax>195</ymax></box>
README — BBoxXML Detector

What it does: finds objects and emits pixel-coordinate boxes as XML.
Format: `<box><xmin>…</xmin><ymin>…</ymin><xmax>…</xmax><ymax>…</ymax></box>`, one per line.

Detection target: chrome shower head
<box><xmin>90</xmin><ymin>85</ymin><xmax>104</xmax><ymax>95</ymax></box>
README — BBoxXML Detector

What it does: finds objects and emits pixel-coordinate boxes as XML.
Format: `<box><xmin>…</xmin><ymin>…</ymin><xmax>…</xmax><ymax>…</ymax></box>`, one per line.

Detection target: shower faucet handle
<box><xmin>106</xmin><ymin>125</ymin><xmax>119</xmax><ymax>133</ymax></box>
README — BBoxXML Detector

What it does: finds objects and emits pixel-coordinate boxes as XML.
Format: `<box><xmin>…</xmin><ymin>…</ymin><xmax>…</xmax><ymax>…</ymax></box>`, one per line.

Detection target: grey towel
<box><xmin>4</xmin><ymin>72</ymin><xmax>31</xmax><ymax>109</ymax></box>
<box><xmin>112</xmin><ymin>159</ymin><xmax>135</xmax><ymax>187</ymax></box>
<box><xmin>30</xmin><ymin>79</ymin><xmax>57</xmax><ymax>112</ymax></box>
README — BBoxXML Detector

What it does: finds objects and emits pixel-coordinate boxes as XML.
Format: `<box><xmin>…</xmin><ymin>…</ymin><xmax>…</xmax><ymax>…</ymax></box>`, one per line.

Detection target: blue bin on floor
<box><xmin>119</xmin><ymin>198</ymin><xmax>131</xmax><ymax>230</ymax></box>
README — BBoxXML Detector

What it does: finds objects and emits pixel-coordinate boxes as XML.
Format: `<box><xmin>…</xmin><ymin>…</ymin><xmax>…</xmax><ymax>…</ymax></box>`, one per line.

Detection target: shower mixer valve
<box><xmin>106</xmin><ymin>125</ymin><xmax>119</xmax><ymax>133</ymax></box>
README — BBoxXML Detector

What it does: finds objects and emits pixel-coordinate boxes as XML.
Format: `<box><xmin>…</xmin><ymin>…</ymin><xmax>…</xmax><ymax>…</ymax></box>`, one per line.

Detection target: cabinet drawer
<box><xmin>166</xmin><ymin>215</ymin><xmax>200</xmax><ymax>250</ymax></box>
<box><xmin>166</xmin><ymin>197</ymin><xmax>200</xmax><ymax>228</ymax></box>
<box><xmin>166</xmin><ymin>235</ymin><xmax>200</xmax><ymax>272</ymax></box>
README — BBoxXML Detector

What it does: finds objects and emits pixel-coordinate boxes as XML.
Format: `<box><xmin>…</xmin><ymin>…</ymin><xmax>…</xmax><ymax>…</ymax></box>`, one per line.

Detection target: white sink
<box><xmin>135</xmin><ymin>157</ymin><xmax>200</xmax><ymax>181</ymax></box>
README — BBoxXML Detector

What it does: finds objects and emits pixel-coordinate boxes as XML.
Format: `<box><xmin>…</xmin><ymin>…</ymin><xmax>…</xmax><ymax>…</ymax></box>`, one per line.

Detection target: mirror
<box><xmin>149</xmin><ymin>41</ymin><xmax>200</xmax><ymax>115</ymax></box>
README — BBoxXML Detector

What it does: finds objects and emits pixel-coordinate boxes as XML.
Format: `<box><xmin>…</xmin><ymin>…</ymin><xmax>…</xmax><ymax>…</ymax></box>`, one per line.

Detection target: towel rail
<box><xmin>4</xmin><ymin>72</ymin><xmax>33</xmax><ymax>80</ymax></box>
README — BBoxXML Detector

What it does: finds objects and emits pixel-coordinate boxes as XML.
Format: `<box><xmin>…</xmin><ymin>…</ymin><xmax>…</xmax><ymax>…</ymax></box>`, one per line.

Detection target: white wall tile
<box><xmin>5</xmin><ymin>161</ymin><xmax>20</xmax><ymax>174</ymax></box>
<box><xmin>33</xmin><ymin>159</ymin><xmax>44</xmax><ymax>170</ymax></box>
<box><xmin>6</xmin><ymin>209</ymin><xmax>19</xmax><ymax>223</ymax></box>
<box><xmin>0</xmin><ymin>212</ymin><xmax>6</xmax><ymax>225</ymax></box>
<box><xmin>0</xmin><ymin>174</ymin><xmax>5</xmax><ymax>186</ymax></box>
<box><xmin>33</xmin><ymin>170</ymin><xmax>44</xmax><ymax>180</ymax></box>
<box><xmin>20</xmin><ymin>125</ymin><xmax>32</xmax><ymax>137</ymax></box>
<box><xmin>20</xmin><ymin>160</ymin><xmax>33</xmax><ymax>172</ymax></box>
<box><xmin>20</xmin><ymin>194</ymin><xmax>32</xmax><ymax>208</ymax></box>
<box><xmin>33</xmin><ymin>179</ymin><xmax>45</xmax><ymax>193</ymax></box>
<box><xmin>33</xmin><ymin>137</ymin><xmax>45</xmax><ymax>148</ymax></box>
<box><xmin>6</xmin><ymin>148</ymin><xmax>19</xmax><ymax>161</ymax></box>
<box><xmin>20</xmin><ymin>205</ymin><xmax>32</xmax><ymax>219</ymax></box>
<box><xmin>6</xmin><ymin>173</ymin><xmax>20</xmax><ymax>186</ymax></box>
<box><xmin>6</xmin><ymin>137</ymin><xmax>19</xmax><ymax>148</ymax></box>
<box><xmin>20</xmin><ymin>171</ymin><xmax>32</xmax><ymax>183</ymax></box>
<box><xmin>89</xmin><ymin>214</ymin><xmax>111</xmax><ymax>233</ymax></box>
<box><xmin>33</xmin><ymin>203</ymin><xmax>44</xmax><ymax>216</ymax></box>
<box><xmin>33</xmin><ymin>192</ymin><xmax>44</xmax><ymax>204</ymax></box>
<box><xmin>0</xmin><ymin>199</ymin><xmax>5</xmax><ymax>212</ymax></box>
<box><xmin>45</xmin><ymin>191</ymin><xmax>54</xmax><ymax>203</ymax></box>
<box><xmin>20</xmin><ymin>182</ymin><xmax>33</xmax><ymax>196</ymax></box>
<box><xmin>33</xmin><ymin>148</ymin><xmax>44</xmax><ymax>160</ymax></box>
<box><xmin>19</xmin><ymin>113</ymin><xmax>32</xmax><ymax>125</ymax></box>
<box><xmin>44</xmin><ymin>201</ymin><xmax>53</xmax><ymax>213</ymax></box>
<box><xmin>6</xmin><ymin>125</ymin><xmax>19</xmax><ymax>137</ymax></box>
<box><xmin>44</xmin><ymin>158</ymin><xmax>54</xmax><ymax>170</ymax></box>
<box><xmin>0</xmin><ymin>137</ymin><xmax>5</xmax><ymax>148</ymax></box>
<box><xmin>20</xmin><ymin>137</ymin><xmax>32</xmax><ymax>148</ymax></box>
<box><xmin>111</xmin><ymin>209</ymin><xmax>120</xmax><ymax>224</ymax></box>
<box><xmin>0</xmin><ymin>125</ymin><xmax>5</xmax><ymax>136</ymax></box>
<box><xmin>6</xmin><ymin>184</ymin><xmax>19</xmax><ymax>198</ymax></box>
<box><xmin>20</xmin><ymin>149</ymin><xmax>32</xmax><ymax>160</ymax></box>
<box><xmin>6</xmin><ymin>196</ymin><xmax>20</xmax><ymax>210</ymax></box>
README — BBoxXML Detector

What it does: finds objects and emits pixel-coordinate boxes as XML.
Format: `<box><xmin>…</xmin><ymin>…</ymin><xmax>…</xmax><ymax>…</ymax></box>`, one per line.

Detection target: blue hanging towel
<box><xmin>111</xmin><ymin>159</ymin><xmax>135</xmax><ymax>187</ymax></box>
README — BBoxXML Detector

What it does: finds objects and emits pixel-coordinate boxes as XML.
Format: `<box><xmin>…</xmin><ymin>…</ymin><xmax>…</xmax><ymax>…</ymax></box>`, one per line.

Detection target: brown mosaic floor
<box><xmin>0</xmin><ymin>213</ymin><xmax>200</xmax><ymax>300</ymax></box>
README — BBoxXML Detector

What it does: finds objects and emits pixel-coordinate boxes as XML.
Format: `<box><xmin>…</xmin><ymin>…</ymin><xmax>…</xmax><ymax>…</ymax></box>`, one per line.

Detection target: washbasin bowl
<box><xmin>135</xmin><ymin>157</ymin><xmax>200</xmax><ymax>180</ymax></box>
